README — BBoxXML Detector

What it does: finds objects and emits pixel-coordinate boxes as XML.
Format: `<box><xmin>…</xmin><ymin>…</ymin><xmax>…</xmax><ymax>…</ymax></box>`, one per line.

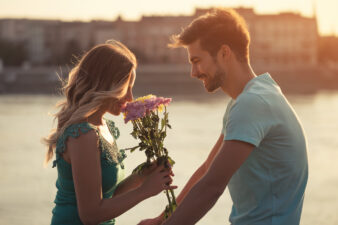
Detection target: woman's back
<box><xmin>51</xmin><ymin>120</ymin><xmax>126</xmax><ymax>225</ymax></box>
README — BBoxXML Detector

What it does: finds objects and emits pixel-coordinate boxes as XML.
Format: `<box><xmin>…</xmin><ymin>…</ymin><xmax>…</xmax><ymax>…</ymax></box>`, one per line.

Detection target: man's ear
<box><xmin>217</xmin><ymin>44</ymin><xmax>231</xmax><ymax>62</ymax></box>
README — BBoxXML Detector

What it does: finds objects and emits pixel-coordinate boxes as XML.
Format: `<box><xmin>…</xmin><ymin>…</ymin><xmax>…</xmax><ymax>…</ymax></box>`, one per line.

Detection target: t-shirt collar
<box><xmin>243</xmin><ymin>72</ymin><xmax>271</xmax><ymax>92</ymax></box>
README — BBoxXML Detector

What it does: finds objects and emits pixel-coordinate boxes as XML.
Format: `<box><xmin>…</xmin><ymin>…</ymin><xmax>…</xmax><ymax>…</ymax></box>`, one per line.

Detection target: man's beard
<box><xmin>205</xmin><ymin>67</ymin><xmax>225</xmax><ymax>93</ymax></box>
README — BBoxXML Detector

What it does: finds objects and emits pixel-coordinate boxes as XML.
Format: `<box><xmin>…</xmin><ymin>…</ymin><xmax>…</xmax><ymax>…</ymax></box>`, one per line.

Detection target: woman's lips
<box><xmin>120</xmin><ymin>102</ymin><xmax>127</xmax><ymax>110</ymax></box>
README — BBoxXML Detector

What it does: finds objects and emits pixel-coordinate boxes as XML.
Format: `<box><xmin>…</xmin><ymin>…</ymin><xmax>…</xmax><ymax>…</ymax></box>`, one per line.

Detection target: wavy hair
<box><xmin>43</xmin><ymin>40</ymin><xmax>137</xmax><ymax>166</ymax></box>
<box><xmin>169</xmin><ymin>8</ymin><xmax>250</xmax><ymax>63</ymax></box>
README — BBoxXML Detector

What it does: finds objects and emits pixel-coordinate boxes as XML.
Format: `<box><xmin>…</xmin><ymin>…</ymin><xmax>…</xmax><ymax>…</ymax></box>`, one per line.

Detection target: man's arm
<box><xmin>163</xmin><ymin>140</ymin><xmax>254</xmax><ymax>225</ymax></box>
<box><xmin>138</xmin><ymin>134</ymin><xmax>224</xmax><ymax>225</ymax></box>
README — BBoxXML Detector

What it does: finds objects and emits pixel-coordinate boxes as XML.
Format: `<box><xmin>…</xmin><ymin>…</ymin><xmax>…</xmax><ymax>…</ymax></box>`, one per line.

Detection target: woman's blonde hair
<box><xmin>43</xmin><ymin>40</ymin><xmax>137</xmax><ymax>166</ymax></box>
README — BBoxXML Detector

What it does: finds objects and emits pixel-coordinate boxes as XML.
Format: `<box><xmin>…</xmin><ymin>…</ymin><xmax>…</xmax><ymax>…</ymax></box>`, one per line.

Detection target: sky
<box><xmin>0</xmin><ymin>0</ymin><xmax>337</xmax><ymax>35</ymax></box>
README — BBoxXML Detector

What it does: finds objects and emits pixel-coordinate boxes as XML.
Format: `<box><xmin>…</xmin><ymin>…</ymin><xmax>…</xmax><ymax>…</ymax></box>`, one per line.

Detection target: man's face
<box><xmin>187</xmin><ymin>40</ymin><xmax>225</xmax><ymax>93</ymax></box>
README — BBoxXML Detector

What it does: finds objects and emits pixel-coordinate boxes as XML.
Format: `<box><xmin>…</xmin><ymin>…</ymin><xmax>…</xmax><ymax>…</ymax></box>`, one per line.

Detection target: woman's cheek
<box><xmin>111</xmin><ymin>103</ymin><xmax>121</xmax><ymax>115</ymax></box>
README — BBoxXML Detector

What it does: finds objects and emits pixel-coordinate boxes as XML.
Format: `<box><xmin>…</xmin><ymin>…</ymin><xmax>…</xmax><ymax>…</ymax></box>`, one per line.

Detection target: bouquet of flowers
<box><xmin>121</xmin><ymin>94</ymin><xmax>177</xmax><ymax>218</ymax></box>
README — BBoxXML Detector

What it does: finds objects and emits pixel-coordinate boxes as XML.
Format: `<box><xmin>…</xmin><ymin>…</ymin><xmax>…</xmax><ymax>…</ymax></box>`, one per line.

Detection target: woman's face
<box><xmin>109</xmin><ymin>70</ymin><xmax>136</xmax><ymax>116</ymax></box>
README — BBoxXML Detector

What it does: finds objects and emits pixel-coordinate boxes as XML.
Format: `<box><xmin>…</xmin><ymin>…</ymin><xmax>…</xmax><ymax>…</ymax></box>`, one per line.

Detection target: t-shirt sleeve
<box><xmin>222</xmin><ymin>94</ymin><xmax>273</xmax><ymax>147</ymax></box>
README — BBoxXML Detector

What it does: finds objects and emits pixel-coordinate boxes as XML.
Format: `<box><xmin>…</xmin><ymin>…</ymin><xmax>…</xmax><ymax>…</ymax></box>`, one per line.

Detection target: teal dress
<box><xmin>50</xmin><ymin>120</ymin><xmax>127</xmax><ymax>225</ymax></box>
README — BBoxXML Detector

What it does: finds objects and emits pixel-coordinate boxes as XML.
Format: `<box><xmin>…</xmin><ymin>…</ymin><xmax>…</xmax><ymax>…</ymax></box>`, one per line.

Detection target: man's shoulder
<box><xmin>237</xmin><ymin>79</ymin><xmax>283</xmax><ymax>109</ymax></box>
<box><xmin>226</xmin><ymin>91</ymin><xmax>274</xmax><ymax>122</ymax></box>
<box><xmin>235</xmin><ymin>92</ymin><xmax>267</xmax><ymax>108</ymax></box>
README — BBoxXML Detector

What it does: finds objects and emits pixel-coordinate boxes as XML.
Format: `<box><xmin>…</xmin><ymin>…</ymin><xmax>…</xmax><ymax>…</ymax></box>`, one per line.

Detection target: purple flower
<box><xmin>122</xmin><ymin>95</ymin><xmax>172</xmax><ymax>123</ymax></box>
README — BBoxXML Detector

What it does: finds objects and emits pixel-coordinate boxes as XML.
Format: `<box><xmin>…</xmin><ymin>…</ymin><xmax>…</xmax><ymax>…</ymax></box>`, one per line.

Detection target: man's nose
<box><xmin>191</xmin><ymin>65</ymin><xmax>199</xmax><ymax>78</ymax></box>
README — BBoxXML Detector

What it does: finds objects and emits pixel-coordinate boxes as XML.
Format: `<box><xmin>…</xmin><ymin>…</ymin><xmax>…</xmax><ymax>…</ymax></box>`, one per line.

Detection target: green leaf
<box><xmin>123</xmin><ymin>146</ymin><xmax>139</xmax><ymax>152</ymax></box>
<box><xmin>167</xmin><ymin>156</ymin><xmax>175</xmax><ymax>166</ymax></box>
<box><xmin>160</xmin><ymin>132</ymin><xmax>167</xmax><ymax>139</ymax></box>
<box><xmin>131</xmin><ymin>131</ymin><xmax>138</xmax><ymax>139</ymax></box>
<box><xmin>161</xmin><ymin>118</ymin><xmax>165</xmax><ymax>130</ymax></box>
<box><xmin>139</xmin><ymin>142</ymin><xmax>147</xmax><ymax>151</ymax></box>
<box><xmin>130</xmin><ymin>146</ymin><xmax>139</xmax><ymax>153</ymax></box>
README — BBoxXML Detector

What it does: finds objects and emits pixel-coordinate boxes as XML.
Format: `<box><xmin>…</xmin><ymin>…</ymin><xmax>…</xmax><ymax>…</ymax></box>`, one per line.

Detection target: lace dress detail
<box><xmin>100</xmin><ymin>119</ymin><xmax>127</xmax><ymax>168</ymax></box>
<box><xmin>52</xmin><ymin>120</ymin><xmax>126</xmax><ymax>168</ymax></box>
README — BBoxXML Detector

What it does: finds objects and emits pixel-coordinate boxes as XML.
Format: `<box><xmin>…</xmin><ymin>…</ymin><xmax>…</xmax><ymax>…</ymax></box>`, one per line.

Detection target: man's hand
<box><xmin>138</xmin><ymin>215</ymin><xmax>163</xmax><ymax>225</ymax></box>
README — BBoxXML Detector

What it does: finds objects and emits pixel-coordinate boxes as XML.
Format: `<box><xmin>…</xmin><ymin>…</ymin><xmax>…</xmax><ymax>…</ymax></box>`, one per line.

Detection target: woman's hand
<box><xmin>139</xmin><ymin>164</ymin><xmax>177</xmax><ymax>198</ymax></box>
<box><xmin>139</xmin><ymin>161</ymin><xmax>175</xmax><ymax>183</ymax></box>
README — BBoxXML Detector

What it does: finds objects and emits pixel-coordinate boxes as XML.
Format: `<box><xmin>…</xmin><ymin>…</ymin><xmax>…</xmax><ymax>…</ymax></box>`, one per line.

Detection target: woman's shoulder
<box><xmin>56</xmin><ymin>122</ymin><xmax>99</xmax><ymax>154</ymax></box>
<box><xmin>64</xmin><ymin>122</ymin><xmax>97</xmax><ymax>136</ymax></box>
<box><xmin>53</xmin><ymin>122</ymin><xmax>99</xmax><ymax>168</ymax></box>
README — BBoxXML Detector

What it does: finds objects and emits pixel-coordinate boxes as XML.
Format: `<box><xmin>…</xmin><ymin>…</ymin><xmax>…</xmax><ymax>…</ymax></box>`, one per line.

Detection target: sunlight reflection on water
<box><xmin>0</xmin><ymin>92</ymin><xmax>337</xmax><ymax>224</ymax></box>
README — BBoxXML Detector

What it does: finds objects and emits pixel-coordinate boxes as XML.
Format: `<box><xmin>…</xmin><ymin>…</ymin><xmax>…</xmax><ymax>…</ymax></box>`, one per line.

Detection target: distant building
<box><xmin>104</xmin><ymin>7</ymin><xmax>319</xmax><ymax>68</ymax></box>
<box><xmin>0</xmin><ymin>19</ymin><xmax>59</xmax><ymax>64</ymax></box>
<box><xmin>249</xmin><ymin>11</ymin><xmax>318</xmax><ymax>69</ymax></box>
<box><xmin>0</xmin><ymin>7</ymin><xmax>319</xmax><ymax>68</ymax></box>
<box><xmin>91</xmin><ymin>21</ymin><xmax>120</xmax><ymax>45</ymax></box>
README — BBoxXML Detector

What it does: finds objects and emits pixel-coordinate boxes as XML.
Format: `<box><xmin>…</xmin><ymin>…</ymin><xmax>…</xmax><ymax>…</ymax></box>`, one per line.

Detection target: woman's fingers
<box><xmin>170</xmin><ymin>169</ymin><xmax>174</xmax><ymax>176</ymax></box>
<box><xmin>160</xmin><ymin>167</ymin><xmax>173</xmax><ymax>174</ymax></box>
<box><xmin>164</xmin><ymin>185</ymin><xmax>178</xmax><ymax>190</ymax></box>
<box><xmin>161</xmin><ymin>180</ymin><xmax>177</xmax><ymax>190</ymax></box>
<box><xmin>146</xmin><ymin>162</ymin><xmax>158</xmax><ymax>172</ymax></box>
<box><xmin>155</xmin><ymin>164</ymin><xmax>166</xmax><ymax>172</ymax></box>
<box><xmin>163</xmin><ymin>176</ymin><xmax>173</xmax><ymax>185</ymax></box>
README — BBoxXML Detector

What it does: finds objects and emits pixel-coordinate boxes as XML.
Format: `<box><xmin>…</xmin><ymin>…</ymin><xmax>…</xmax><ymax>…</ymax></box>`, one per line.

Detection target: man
<box><xmin>139</xmin><ymin>8</ymin><xmax>308</xmax><ymax>225</ymax></box>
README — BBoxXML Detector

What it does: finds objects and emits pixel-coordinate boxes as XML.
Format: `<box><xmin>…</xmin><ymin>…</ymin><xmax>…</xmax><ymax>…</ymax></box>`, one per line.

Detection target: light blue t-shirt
<box><xmin>222</xmin><ymin>73</ymin><xmax>308</xmax><ymax>225</ymax></box>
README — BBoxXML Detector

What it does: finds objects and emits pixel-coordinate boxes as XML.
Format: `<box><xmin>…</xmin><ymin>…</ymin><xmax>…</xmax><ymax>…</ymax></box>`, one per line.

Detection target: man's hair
<box><xmin>170</xmin><ymin>8</ymin><xmax>250</xmax><ymax>63</ymax></box>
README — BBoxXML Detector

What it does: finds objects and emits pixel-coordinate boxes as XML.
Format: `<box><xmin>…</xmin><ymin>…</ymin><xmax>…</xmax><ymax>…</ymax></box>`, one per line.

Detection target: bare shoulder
<box><xmin>67</xmin><ymin>129</ymin><xmax>98</xmax><ymax>147</ymax></box>
<box><xmin>66</xmin><ymin>129</ymin><xmax>100</xmax><ymax>163</ymax></box>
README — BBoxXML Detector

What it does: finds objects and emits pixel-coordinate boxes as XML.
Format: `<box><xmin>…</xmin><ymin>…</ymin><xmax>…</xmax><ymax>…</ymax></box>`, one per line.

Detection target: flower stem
<box><xmin>165</xmin><ymin>190</ymin><xmax>172</xmax><ymax>208</ymax></box>
<box><xmin>169</xmin><ymin>189</ymin><xmax>177</xmax><ymax>206</ymax></box>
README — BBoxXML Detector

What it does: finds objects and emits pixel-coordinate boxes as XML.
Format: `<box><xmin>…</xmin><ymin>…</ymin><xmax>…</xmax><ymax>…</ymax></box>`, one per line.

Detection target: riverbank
<box><xmin>0</xmin><ymin>64</ymin><xmax>337</xmax><ymax>96</ymax></box>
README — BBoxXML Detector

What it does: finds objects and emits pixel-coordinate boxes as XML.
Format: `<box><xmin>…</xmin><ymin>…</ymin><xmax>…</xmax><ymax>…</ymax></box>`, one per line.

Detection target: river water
<box><xmin>0</xmin><ymin>92</ymin><xmax>337</xmax><ymax>224</ymax></box>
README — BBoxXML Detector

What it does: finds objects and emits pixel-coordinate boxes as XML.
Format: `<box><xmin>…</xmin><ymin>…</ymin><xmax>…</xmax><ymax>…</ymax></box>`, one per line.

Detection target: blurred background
<box><xmin>0</xmin><ymin>0</ymin><xmax>337</xmax><ymax>224</ymax></box>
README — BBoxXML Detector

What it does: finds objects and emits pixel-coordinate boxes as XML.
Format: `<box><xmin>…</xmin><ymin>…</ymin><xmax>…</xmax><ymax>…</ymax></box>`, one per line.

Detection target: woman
<box><xmin>43</xmin><ymin>40</ymin><xmax>176</xmax><ymax>225</ymax></box>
